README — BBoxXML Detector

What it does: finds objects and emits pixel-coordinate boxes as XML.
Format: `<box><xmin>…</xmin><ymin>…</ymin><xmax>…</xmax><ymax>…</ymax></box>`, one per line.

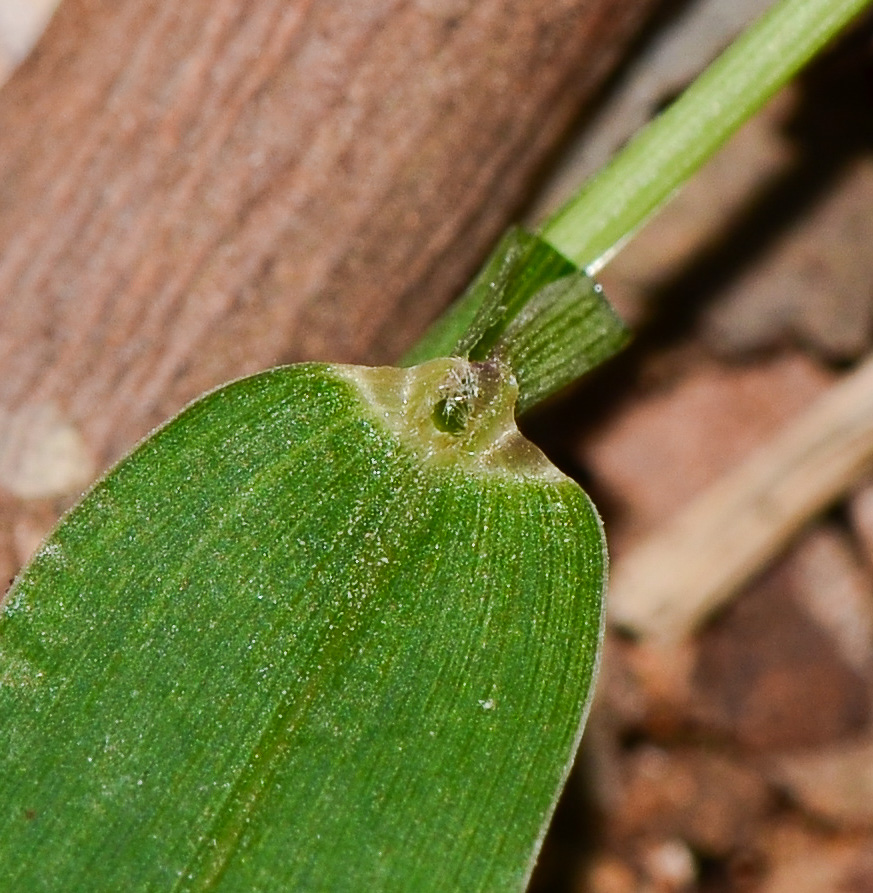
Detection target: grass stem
<box><xmin>540</xmin><ymin>0</ymin><xmax>872</xmax><ymax>272</ymax></box>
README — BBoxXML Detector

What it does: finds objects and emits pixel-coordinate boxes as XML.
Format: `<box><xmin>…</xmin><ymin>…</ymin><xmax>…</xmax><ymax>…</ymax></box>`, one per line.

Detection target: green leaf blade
<box><xmin>1</xmin><ymin>359</ymin><xmax>605</xmax><ymax>891</ymax></box>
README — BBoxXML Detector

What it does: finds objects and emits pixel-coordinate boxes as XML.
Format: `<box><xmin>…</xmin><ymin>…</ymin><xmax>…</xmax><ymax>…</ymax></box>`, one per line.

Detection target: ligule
<box><xmin>403</xmin><ymin>226</ymin><xmax>629</xmax><ymax>414</ymax></box>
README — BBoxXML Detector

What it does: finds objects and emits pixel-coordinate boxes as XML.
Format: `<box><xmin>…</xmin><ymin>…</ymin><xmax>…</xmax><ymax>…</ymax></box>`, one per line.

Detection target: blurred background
<box><xmin>2</xmin><ymin>1</ymin><xmax>873</xmax><ymax>890</ymax></box>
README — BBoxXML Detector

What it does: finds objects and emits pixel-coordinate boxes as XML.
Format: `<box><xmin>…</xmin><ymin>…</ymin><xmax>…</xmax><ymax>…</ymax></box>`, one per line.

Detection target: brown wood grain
<box><xmin>0</xmin><ymin>0</ymin><xmax>660</xmax><ymax>579</ymax></box>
